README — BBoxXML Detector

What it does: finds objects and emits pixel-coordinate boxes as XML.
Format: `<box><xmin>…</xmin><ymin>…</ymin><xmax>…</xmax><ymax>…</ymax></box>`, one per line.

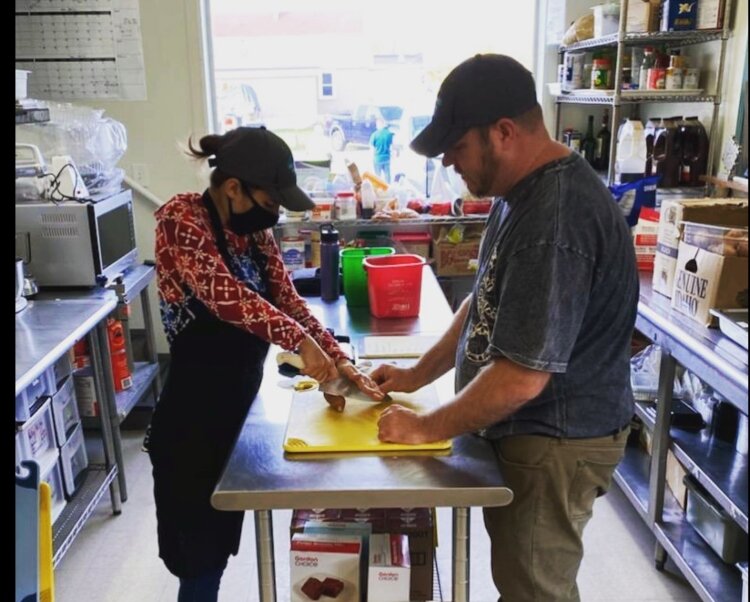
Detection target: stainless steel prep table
<box><xmin>212</xmin><ymin>269</ymin><xmax>513</xmax><ymax>602</ymax></box>
<box><xmin>615</xmin><ymin>274</ymin><xmax>749</xmax><ymax>602</ymax></box>
<box><xmin>15</xmin><ymin>292</ymin><xmax>122</xmax><ymax>565</ymax></box>
<box><xmin>35</xmin><ymin>264</ymin><xmax>161</xmax><ymax>502</ymax></box>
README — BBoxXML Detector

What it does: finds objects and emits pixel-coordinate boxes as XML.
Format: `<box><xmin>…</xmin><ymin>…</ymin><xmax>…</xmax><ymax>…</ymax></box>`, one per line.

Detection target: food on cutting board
<box><xmin>323</xmin><ymin>392</ymin><xmax>346</xmax><ymax>412</ymax></box>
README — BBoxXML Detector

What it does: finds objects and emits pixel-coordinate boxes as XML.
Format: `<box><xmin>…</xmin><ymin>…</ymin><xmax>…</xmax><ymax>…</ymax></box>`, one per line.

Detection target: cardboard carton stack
<box><xmin>652</xmin><ymin>198</ymin><xmax>747</xmax><ymax>299</ymax></box>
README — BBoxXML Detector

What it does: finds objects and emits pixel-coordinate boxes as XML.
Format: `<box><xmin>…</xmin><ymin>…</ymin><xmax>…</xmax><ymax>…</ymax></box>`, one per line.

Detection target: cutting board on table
<box><xmin>283</xmin><ymin>383</ymin><xmax>452</xmax><ymax>454</ymax></box>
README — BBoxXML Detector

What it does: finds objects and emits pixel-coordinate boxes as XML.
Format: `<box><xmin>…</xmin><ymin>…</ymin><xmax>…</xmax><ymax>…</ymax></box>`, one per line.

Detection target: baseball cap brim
<box><xmin>277</xmin><ymin>184</ymin><xmax>315</xmax><ymax>212</ymax></box>
<box><xmin>410</xmin><ymin>121</ymin><xmax>470</xmax><ymax>158</ymax></box>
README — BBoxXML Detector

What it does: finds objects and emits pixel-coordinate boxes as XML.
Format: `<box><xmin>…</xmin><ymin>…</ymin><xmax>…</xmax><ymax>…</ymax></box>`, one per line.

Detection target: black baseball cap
<box><xmin>411</xmin><ymin>54</ymin><xmax>538</xmax><ymax>158</ymax></box>
<box><xmin>209</xmin><ymin>126</ymin><xmax>315</xmax><ymax>211</ymax></box>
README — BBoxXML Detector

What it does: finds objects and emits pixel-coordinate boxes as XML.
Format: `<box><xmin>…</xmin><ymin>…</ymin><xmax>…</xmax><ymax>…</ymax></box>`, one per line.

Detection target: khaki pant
<box><xmin>483</xmin><ymin>428</ymin><xmax>629</xmax><ymax>602</ymax></box>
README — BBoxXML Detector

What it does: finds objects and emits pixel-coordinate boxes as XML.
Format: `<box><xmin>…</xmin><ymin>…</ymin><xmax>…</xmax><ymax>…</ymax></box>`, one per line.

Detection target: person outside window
<box><xmin>371</xmin><ymin>54</ymin><xmax>638</xmax><ymax>602</ymax></box>
<box><xmin>147</xmin><ymin>126</ymin><xmax>384</xmax><ymax>601</ymax></box>
<box><xmin>369</xmin><ymin>117</ymin><xmax>395</xmax><ymax>183</ymax></box>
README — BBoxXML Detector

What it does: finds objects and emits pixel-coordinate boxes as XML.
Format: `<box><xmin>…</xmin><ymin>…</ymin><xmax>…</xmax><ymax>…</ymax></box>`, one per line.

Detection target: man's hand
<box><xmin>377</xmin><ymin>404</ymin><xmax>431</xmax><ymax>444</ymax></box>
<box><xmin>369</xmin><ymin>363</ymin><xmax>421</xmax><ymax>395</ymax></box>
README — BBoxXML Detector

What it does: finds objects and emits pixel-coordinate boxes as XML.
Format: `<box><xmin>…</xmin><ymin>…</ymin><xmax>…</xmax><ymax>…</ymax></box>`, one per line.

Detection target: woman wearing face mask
<box><xmin>147</xmin><ymin>126</ymin><xmax>384</xmax><ymax>601</ymax></box>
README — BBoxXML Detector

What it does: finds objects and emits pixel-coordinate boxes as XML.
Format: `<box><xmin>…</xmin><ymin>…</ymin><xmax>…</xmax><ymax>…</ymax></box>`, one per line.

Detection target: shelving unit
<box><xmin>614</xmin><ymin>275</ymin><xmax>748</xmax><ymax>602</ymax></box>
<box><xmin>16</xmin><ymin>293</ymin><xmax>123</xmax><ymax>575</ymax></box>
<box><xmin>553</xmin><ymin>1</ymin><xmax>734</xmax><ymax>185</ymax></box>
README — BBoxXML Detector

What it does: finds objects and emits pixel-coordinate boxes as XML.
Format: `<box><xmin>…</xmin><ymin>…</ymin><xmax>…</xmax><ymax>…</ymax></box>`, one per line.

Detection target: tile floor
<box><xmin>53</xmin><ymin>429</ymin><xmax>700</xmax><ymax>602</ymax></box>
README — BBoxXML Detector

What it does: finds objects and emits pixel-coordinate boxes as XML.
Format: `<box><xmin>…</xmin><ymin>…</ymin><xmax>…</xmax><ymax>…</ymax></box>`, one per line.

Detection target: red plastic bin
<box><xmin>363</xmin><ymin>254</ymin><xmax>426</xmax><ymax>318</ymax></box>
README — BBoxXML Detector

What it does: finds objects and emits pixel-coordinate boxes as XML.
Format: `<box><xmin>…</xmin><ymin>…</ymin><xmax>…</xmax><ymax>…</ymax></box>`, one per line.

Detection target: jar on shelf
<box><xmin>665</xmin><ymin>54</ymin><xmax>684</xmax><ymax>90</ymax></box>
<box><xmin>591</xmin><ymin>57</ymin><xmax>612</xmax><ymax>90</ymax></box>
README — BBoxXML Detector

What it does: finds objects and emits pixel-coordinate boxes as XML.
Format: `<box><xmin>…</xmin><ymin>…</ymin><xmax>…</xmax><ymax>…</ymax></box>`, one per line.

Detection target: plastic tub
<box><xmin>363</xmin><ymin>254</ymin><xmax>426</xmax><ymax>318</ymax></box>
<box><xmin>340</xmin><ymin>247</ymin><xmax>395</xmax><ymax>307</ymax></box>
<box><xmin>684</xmin><ymin>475</ymin><xmax>748</xmax><ymax>563</ymax></box>
<box><xmin>592</xmin><ymin>3</ymin><xmax>620</xmax><ymax>38</ymax></box>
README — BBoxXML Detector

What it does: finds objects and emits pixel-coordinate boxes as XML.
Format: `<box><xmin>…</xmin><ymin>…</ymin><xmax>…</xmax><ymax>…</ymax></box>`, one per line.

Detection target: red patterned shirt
<box><xmin>155</xmin><ymin>192</ymin><xmax>346</xmax><ymax>361</ymax></box>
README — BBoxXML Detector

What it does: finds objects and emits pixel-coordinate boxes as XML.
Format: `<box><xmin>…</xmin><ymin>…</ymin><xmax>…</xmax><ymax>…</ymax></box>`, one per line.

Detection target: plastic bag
<box><xmin>630</xmin><ymin>344</ymin><xmax>683</xmax><ymax>401</ymax></box>
<box><xmin>429</xmin><ymin>164</ymin><xmax>460</xmax><ymax>202</ymax></box>
<box><xmin>562</xmin><ymin>13</ymin><xmax>594</xmax><ymax>46</ymax></box>
<box><xmin>16</xmin><ymin>101</ymin><xmax>127</xmax><ymax>196</ymax></box>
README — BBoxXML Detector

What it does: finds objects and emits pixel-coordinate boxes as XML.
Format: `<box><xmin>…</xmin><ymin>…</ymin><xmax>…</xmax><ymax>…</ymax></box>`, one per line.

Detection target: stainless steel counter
<box><xmin>16</xmin><ymin>294</ymin><xmax>117</xmax><ymax>395</ymax></box>
<box><xmin>636</xmin><ymin>275</ymin><xmax>748</xmax><ymax>414</ymax></box>
<box><xmin>212</xmin><ymin>269</ymin><xmax>512</xmax><ymax>602</ymax></box>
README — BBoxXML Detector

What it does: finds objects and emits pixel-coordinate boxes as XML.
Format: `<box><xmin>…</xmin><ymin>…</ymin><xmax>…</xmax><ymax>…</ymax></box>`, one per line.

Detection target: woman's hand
<box><xmin>297</xmin><ymin>334</ymin><xmax>338</xmax><ymax>383</ymax></box>
<box><xmin>336</xmin><ymin>359</ymin><xmax>386</xmax><ymax>401</ymax></box>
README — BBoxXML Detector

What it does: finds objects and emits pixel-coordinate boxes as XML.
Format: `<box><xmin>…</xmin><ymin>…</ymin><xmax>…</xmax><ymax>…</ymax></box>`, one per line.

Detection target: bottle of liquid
<box><xmin>644</xmin><ymin>117</ymin><xmax>660</xmax><ymax>177</ymax></box>
<box><xmin>595</xmin><ymin>110</ymin><xmax>611</xmax><ymax>171</ymax></box>
<box><xmin>581</xmin><ymin>115</ymin><xmax>597</xmax><ymax>166</ymax></box>
<box><xmin>651</xmin><ymin>117</ymin><xmax>681</xmax><ymax>187</ymax></box>
<box><xmin>679</xmin><ymin>116</ymin><xmax>709</xmax><ymax>186</ymax></box>
<box><xmin>638</xmin><ymin>46</ymin><xmax>655</xmax><ymax>91</ymax></box>
<box><xmin>614</xmin><ymin>119</ymin><xmax>647</xmax><ymax>184</ymax></box>
<box><xmin>319</xmin><ymin>223</ymin><xmax>340</xmax><ymax>301</ymax></box>
<box><xmin>360</xmin><ymin>179</ymin><xmax>376</xmax><ymax>219</ymax></box>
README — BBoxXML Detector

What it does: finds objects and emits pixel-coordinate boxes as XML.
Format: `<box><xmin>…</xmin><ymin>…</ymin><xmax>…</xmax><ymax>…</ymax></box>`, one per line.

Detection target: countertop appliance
<box><xmin>15</xmin><ymin>189</ymin><xmax>138</xmax><ymax>287</ymax></box>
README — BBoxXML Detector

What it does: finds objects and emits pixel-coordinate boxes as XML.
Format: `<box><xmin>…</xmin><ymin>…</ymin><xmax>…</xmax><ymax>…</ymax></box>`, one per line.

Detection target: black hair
<box><xmin>186</xmin><ymin>133</ymin><xmax>253</xmax><ymax>195</ymax></box>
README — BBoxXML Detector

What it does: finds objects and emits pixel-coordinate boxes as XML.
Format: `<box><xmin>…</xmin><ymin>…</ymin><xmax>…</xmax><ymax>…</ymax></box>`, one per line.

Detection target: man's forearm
<box><xmin>412</xmin><ymin>295</ymin><xmax>471</xmax><ymax>387</ymax></box>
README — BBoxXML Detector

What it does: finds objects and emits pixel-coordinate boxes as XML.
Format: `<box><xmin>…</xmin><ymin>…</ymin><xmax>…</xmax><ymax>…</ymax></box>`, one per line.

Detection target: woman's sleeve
<box><xmin>262</xmin><ymin>234</ymin><xmax>349</xmax><ymax>362</ymax></box>
<box><xmin>158</xmin><ymin>215</ymin><xmax>308</xmax><ymax>350</ymax></box>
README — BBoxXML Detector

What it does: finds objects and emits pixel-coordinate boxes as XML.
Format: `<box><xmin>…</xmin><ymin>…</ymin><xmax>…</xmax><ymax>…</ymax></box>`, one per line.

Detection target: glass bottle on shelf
<box><xmin>638</xmin><ymin>46</ymin><xmax>655</xmax><ymax>91</ymax></box>
<box><xmin>582</xmin><ymin>115</ymin><xmax>597</xmax><ymax>166</ymax></box>
<box><xmin>595</xmin><ymin>110</ymin><xmax>611</xmax><ymax>171</ymax></box>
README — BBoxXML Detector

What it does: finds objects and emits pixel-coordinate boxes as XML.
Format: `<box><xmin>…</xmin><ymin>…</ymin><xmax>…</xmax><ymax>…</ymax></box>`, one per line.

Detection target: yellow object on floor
<box><xmin>39</xmin><ymin>481</ymin><xmax>55</xmax><ymax>602</ymax></box>
<box><xmin>283</xmin><ymin>384</ymin><xmax>451</xmax><ymax>453</ymax></box>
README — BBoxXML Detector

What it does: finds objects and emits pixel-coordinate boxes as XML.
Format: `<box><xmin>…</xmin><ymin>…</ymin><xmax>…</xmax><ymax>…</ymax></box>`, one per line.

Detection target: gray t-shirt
<box><xmin>455</xmin><ymin>152</ymin><xmax>638</xmax><ymax>439</ymax></box>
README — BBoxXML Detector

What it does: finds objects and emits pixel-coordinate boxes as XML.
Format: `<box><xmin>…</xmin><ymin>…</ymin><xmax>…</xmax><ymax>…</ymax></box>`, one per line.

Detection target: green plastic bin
<box><xmin>340</xmin><ymin>247</ymin><xmax>395</xmax><ymax>307</ymax></box>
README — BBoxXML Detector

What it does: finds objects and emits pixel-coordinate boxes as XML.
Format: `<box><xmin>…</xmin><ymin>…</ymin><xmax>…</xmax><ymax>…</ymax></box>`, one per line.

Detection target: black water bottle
<box><xmin>320</xmin><ymin>223</ymin><xmax>340</xmax><ymax>301</ymax></box>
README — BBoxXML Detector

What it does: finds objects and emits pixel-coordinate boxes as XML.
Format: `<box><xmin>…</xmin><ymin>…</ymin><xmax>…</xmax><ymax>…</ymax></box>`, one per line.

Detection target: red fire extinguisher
<box><xmin>107</xmin><ymin>318</ymin><xmax>132</xmax><ymax>392</ymax></box>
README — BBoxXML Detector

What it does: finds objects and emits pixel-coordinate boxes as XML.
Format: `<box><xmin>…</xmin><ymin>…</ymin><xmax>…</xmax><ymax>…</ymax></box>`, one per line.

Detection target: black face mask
<box><xmin>228</xmin><ymin>196</ymin><xmax>280</xmax><ymax>235</ymax></box>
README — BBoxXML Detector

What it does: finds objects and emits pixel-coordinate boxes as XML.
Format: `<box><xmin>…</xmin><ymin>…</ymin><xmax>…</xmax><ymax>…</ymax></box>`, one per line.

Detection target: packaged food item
<box><xmin>592</xmin><ymin>57</ymin><xmax>612</xmax><ymax>89</ymax></box>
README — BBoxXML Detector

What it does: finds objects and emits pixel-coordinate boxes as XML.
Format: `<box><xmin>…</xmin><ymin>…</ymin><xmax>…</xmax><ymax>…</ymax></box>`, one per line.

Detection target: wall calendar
<box><xmin>15</xmin><ymin>0</ymin><xmax>147</xmax><ymax>100</ymax></box>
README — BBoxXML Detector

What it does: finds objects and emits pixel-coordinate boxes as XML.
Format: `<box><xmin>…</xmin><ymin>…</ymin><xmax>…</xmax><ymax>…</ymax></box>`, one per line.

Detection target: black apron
<box><xmin>148</xmin><ymin>191</ymin><xmax>270</xmax><ymax>578</ymax></box>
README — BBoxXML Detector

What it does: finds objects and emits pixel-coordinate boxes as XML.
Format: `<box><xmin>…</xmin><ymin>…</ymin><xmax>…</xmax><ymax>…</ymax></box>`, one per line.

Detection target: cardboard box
<box><xmin>633</xmin><ymin>207</ymin><xmax>659</xmax><ymax>271</ymax></box>
<box><xmin>626</xmin><ymin>0</ymin><xmax>660</xmax><ymax>32</ymax></box>
<box><xmin>367</xmin><ymin>534</ymin><xmax>410</xmax><ymax>602</ymax></box>
<box><xmin>652</xmin><ymin>198</ymin><xmax>748</xmax><ymax>298</ymax></box>
<box><xmin>433</xmin><ymin>238</ymin><xmax>481</xmax><ymax>277</ymax></box>
<box><xmin>696</xmin><ymin>0</ymin><xmax>724</xmax><ymax>29</ymax></box>
<box><xmin>392</xmin><ymin>232</ymin><xmax>431</xmax><ymax>259</ymax></box>
<box><xmin>661</xmin><ymin>0</ymin><xmax>697</xmax><ymax>30</ymax></box>
<box><xmin>73</xmin><ymin>367</ymin><xmax>100</xmax><ymax>417</ymax></box>
<box><xmin>671</xmin><ymin>241</ymin><xmax>749</xmax><ymax>326</ymax></box>
<box><xmin>666</xmin><ymin>449</ymin><xmax>688</xmax><ymax>510</ymax></box>
<box><xmin>290</xmin><ymin>532</ymin><xmax>361</xmax><ymax>602</ymax></box>
<box><xmin>291</xmin><ymin>508</ymin><xmax>435</xmax><ymax>601</ymax></box>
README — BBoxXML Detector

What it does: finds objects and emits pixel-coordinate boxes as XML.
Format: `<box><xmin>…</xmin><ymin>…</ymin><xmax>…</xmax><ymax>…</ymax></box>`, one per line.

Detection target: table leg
<box><xmin>88</xmin><ymin>326</ymin><xmax>123</xmax><ymax>512</ymax></box>
<box><xmin>93</xmin><ymin>320</ymin><xmax>128</xmax><ymax>502</ymax></box>
<box><xmin>452</xmin><ymin>506</ymin><xmax>471</xmax><ymax>602</ymax></box>
<box><xmin>254</xmin><ymin>510</ymin><xmax>277</xmax><ymax>602</ymax></box>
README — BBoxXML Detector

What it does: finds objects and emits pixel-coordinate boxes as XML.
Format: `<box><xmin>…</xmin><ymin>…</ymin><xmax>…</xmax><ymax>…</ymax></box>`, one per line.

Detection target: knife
<box><xmin>276</xmin><ymin>352</ymin><xmax>390</xmax><ymax>409</ymax></box>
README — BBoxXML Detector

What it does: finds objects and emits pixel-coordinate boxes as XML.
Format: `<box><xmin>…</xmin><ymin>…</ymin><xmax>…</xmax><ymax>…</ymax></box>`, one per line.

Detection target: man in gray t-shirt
<box><xmin>372</xmin><ymin>54</ymin><xmax>638</xmax><ymax>602</ymax></box>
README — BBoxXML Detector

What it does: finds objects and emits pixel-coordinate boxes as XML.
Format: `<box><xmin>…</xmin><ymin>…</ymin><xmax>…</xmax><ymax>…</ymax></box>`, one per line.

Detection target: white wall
<box><xmin>70</xmin><ymin>0</ymin><xmax>209</xmax><ymax>354</ymax></box>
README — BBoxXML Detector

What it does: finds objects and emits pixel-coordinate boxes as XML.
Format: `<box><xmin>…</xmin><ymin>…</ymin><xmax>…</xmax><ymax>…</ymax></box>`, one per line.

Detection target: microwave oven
<box><xmin>15</xmin><ymin>189</ymin><xmax>138</xmax><ymax>287</ymax></box>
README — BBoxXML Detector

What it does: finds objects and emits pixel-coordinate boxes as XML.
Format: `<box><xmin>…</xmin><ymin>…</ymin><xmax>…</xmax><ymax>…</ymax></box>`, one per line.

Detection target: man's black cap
<box><xmin>411</xmin><ymin>54</ymin><xmax>538</xmax><ymax>158</ymax></box>
<box><xmin>210</xmin><ymin>126</ymin><xmax>315</xmax><ymax>211</ymax></box>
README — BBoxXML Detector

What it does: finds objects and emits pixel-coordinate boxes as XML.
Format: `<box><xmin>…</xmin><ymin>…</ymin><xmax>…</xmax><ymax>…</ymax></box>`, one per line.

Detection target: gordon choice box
<box><xmin>367</xmin><ymin>533</ymin><xmax>410</xmax><ymax>602</ymax></box>
<box><xmin>290</xmin><ymin>532</ymin><xmax>361</xmax><ymax>602</ymax></box>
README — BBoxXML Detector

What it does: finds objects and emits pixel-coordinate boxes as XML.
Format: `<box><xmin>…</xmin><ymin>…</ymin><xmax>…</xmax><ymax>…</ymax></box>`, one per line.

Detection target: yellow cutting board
<box><xmin>283</xmin><ymin>384</ymin><xmax>452</xmax><ymax>454</ymax></box>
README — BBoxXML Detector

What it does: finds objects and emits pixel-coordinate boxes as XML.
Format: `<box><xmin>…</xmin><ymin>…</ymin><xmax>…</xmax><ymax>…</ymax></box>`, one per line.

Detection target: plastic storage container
<box><xmin>684</xmin><ymin>475</ymin><xmax>748</xmax><ymax>563</ymax></box>
<box><xmin>38</xmin><ymin>450</ymin><xmax>66</xmax><ymax>524</ymax></box>
<box><xmin>592</xmin><ymin>3</ymin><xmax>620</xmax><ymax>38</ymax></box>
<box><xmin>681</xmin><ymin>223</ymin><xmax>749</xmax><ymax>257</ymax></box>
<box><xmin>51</xmin><ymin>375</ymin><xmax>80</xmax><ymax>447</ymax></box>
<box><xmin>15</xmin><ymin>366</ymin><xmax>56</xmax><ymax>422</ymax></box>
<box><xmin>60</xmin><ymin>422</ymin><xmax>89</xmax><ymax>499</ymax></box>
<box><xmin>340</xmin><ymin>247</ymin><xmax>395</xmax><ymax>307</ymax></box>
<box><xmin>363</xmin><ymin>254</ymin><xmax>426</xmax><ymax>318</ymax></box>
<box><xmin>614</xmin><ymin>119</ymin><xmax>648</xmax><ymax>184</ymax></box>
<box><xmin>16</xmin><ymin>398</ymin><xmax>58</xmax><ymax>467</ymax></box>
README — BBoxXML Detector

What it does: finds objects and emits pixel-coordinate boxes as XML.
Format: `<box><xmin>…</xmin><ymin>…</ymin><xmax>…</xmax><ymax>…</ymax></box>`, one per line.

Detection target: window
<box><xmin>204</xmin><ymin>0</ymin><xmax>536</xmax><ymax>195</ymax></box>
<box><xmin>320</xmin><ymin>72</ymin><xmax>334</xmax><ymax>99</ymax></box>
